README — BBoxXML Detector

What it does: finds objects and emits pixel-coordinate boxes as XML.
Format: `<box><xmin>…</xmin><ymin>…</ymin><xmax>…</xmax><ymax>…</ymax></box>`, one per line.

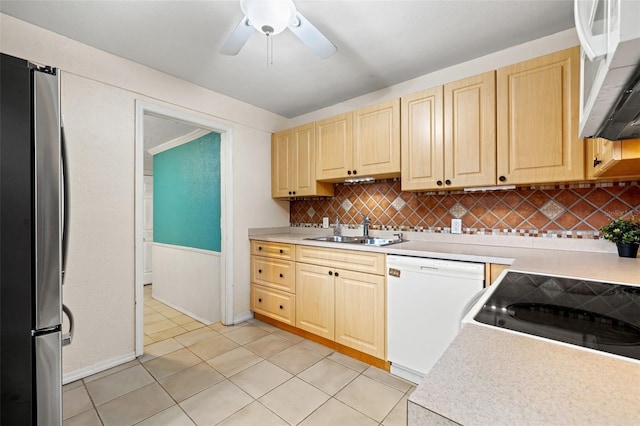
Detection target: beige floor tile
<box><xmin>143</xmin><ymin>348</ymin><xmax>201</xmax><ymax>380</ymax></box>
<box><xmin>382</xmin><ymin>395</ymin><xmax>408</xmax><ymax>426</ymax></box>
<box><xmin>159</xmin><ymin>362</ymin><xmax>225</xmax><ymax>402</ymax></box>
<box><xmin>245</xmin><ymin>334</ymin><xmax>293</xmax><ymax>358</ymax></box>
<box><xmin>154</xmin><ymin>305</ymin><xmax>184</xmax><ymax>318</ymax></box>
<box><xmin>363</xmin><ymin>366</ymin><xmax>414</xmax><ymax>392</ymax></box>
<box><xmin>218</xmin><ymin>401</ymin><xmax>288</xmax><ymax>426</ymax></box>
<box><xmin>230</xmin><ymin>360</ymin><xmax>293</xmax><ymax>399</ymax></box>
<box><xmin>83</xmin><ymin>359</ymin><xmax>140</xmax><ymax>383</ymax></box>
<box><xmin>141</xmin><ymin>338</ymin><xmax>184</xmax><ymax>363</ymax></box>
<box><xmin>274</xmin><ymin>329</ymin><xmax>305</xmax><ymax>343</ymax></box>
<box><xmin>335</xmin><ymin>375</ymin><xmax>404</xmax><ymax>422</ymax></box>
<box><xmin>214</xmin><ymin>322</ymin><xmax>249</xmax><ymax>334</ymax></box>
<box><xmin>259</xmin><ymin>377</ymin><xmax>330</xmax><ymax>425</ymax></box>
<box><xmin>136</xmin><ymin>405</ymin><xmax>196</xmax><ymax>426</ymax></box>
<box><xmin>179</xmin><ymin>380</ymin><xmax>253</xmax><ymax>425</ymax></box>
<box><xmin>95</xmin><ymin>383</ymin><xmax>174</xmax><ymax>426</ymax></box>
<box><xmin>62</xmin><ymin>385</ymin><xmax>93</xmax><ymax>420</ymax></box>
<box><xmin>251</xmin><ymin>321</ymin><xmax>281</xmax><ymax>333</ymax></box>
<box><xmin>171</xmin><ymin>314</ymin><xmax>196</xmax><ymax>325</ymax></box>
<box><xmin>86</xmin><ymin>364</ymin><xmax>155</xmax><ymax>406</ymax></box>
<box><xmin>146</xmin><ymin>318</ymin><xmax>179</xmax><ymax>334</ymax></box>
<box><xmin>268</xmin><ymin>345</ymin><xmax>324</xmax><ymax>375</ymax></box>
<box><xmin>327</xmin><ymin>351</ymin><xmax>370</xmax><ymax>372</ymax></box>
<box><xmin>174</xmin><ymin>327</ymin><xmax>219</xmax><ymax>347</ymax></box>
<box><xmin>181</xmin><ymin>320</ymin><xmax>206</xmax><ymax>331</ymax></box>
<box><xmin>207</xmin><ymin>346</ymin><xmax>263</xmax><ymax>377</ymax></box>
<box><xmin>224</xmin><ymin>325</ymin><xmax>270</xmax><ymax>345</ymax></box>
<box><xmin>62</xmin><ymin>380</ymin><xmax>84</xmax><ymax>391</ymax></box>
<box><xmin>298</xmin><ymin>359</ymin><xmax>359</xmax><ymax>395</ymax></box>
<box><xmin>63</xmin><ymin>409</ymin><xmax>102</xmax><ymax>426</ymax></box>
<box><xmin>297</xmin><ymin>339</ymin><xmax>334</xmax><ymax>356</ymax></box>
<box><xmin>149</xmin><ymin>325</ymin><xmax>188</xmax><ymax>342</ymax></box>
<box><xmin>145</xmin><ymin>299</ymin><xmax>162</xmax><ymax>308</ymax></box>
<box><xmin>143</xmin><ymin>335</ymin><xmax>155</xmax><ymax>345</ymax></box>
<box><xmin>144</xmin><ymin>312</ymin><xmax>167</xmax><ymax>325</ymax></box>
<box><xmin>300</xmin><ymin>398</ymin><xmax>378</xmax><ymax>426</ymax></box>
<box><xmin>188</xmin><ymin>334</ymin><xmax>239</xmax><ymax>361</ymax></box>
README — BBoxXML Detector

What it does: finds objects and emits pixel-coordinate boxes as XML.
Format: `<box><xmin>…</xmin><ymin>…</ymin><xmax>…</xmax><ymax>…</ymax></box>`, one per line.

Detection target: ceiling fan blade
<box><xmin>220</xmin><ymin>16</ymin><xmax>255</xmax><ymax>55</ymax></box>
<box><xmin>288</xmin><ymin>12</ymin><xmax>337</xmax><ymax>59</ymax></box>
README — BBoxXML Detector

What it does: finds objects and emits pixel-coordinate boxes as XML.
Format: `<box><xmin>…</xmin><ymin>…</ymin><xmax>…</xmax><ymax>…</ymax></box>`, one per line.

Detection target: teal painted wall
<box><xmin>154</xmin><ymin>132</ymin><xmax>221</xmax><ymax>252</ymax></box>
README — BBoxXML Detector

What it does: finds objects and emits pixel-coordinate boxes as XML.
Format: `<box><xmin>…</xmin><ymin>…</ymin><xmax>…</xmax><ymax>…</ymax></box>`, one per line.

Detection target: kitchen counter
<box><xmin>408</xmin><ymin>323</ymin><xmax>640</xmax><ymax>425</ymax></box>
<box><xmin>249</xmin><ymin>229</ymin><xmax>640</xmax><ymax>285</ymax></box>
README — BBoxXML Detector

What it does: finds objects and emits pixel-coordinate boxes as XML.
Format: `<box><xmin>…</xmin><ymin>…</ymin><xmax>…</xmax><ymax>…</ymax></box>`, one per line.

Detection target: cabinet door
<box><xmin>497</xmin><ymin>47</ymin><xmax>583</xmax><ymax>184</ymax></box>
<box><xmin>295</xmin><ymin>263</ymin><xmax>335</xmax><ymax>340</ymax></box>
<box><xmin>444</xmin><ymin>72</ymin><xmax>496</xmax><ymax>188</ymax></box>
<box><xmin>316</xmin><ymin>113</ymin><xmax>353</xmax><ymax>181</ymax></box>
<box><xmin>271</xmin><ymin>129</ymin><xmax>293</xmax><ymax>197</ymax></box>
<box><xmin>334</xmin><ymin>269</ymin><xmax>385</xmax><ymax>358</ymax></box>
<box><xmin>401</xmin><ymin>87</ymin><xmax>444</xmax><ymax>191</ymax></box>
<box><xmin>292</xmin><ymin>123</ymin><xmax>334</xmax><ymax>197</ymax></box>
<box><xmin>353</xmin><ymin>99</ymin><xmax>401</xmax><ymax>178</ymax></box>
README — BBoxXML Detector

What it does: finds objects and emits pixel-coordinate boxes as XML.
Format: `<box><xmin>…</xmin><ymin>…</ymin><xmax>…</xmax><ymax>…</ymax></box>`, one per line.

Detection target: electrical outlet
<box><xmin>322</xmin><ymin>217</ymin><xmax>329</xmax><ymax>228</ymax></box>
<box><xmin>451</xmin><ymin>218</ymin><xmax>462</xmax><ymax>234</ymax></box>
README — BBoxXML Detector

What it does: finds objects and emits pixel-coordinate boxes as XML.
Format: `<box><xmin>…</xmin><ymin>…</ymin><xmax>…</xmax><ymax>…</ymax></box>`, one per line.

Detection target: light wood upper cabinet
<box><xmin>444</xmin><ymin>71</ymin><xmax>496</xmax><ymax>188</ymax></box>
<box><xmin>401</xmin><ymin>86</ymin><xmax>444</xmax><ymax>190</ymax></box>
<box><xmin>401</xmin><ymin>72</ymin><xmax>495</xmax><ymax>190</ymax></box>
<box><xmin>315</xmin><ymin>113</ymin><xmax>353</xmax><ymax>181</ymax></box>
<box><xmin>497</xmin><ymin>47</ymin><xmax>584</xmax><ymax>185</ymax></box>
<box><xmin>587</xmin><ymin>138</ymin><xmax>640</xmax><ymax>180</ymax></box>
<box><xmin>352</xmin><ymin>99</ymin><xmax>401</xmax><ymax>178</ymax></box>
<box><xmin>271</xmin><ymin>123</ymin><xmax>333</xmax><ymax>199</ymax></box>
<box><xmin>316</xmin><ymin>100</ymin><xmax>400</xmax><ymax>181</ymax></box>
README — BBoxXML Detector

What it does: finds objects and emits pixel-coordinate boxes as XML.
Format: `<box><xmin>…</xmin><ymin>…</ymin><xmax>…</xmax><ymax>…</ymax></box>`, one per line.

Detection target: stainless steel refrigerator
<box><xmin>1</xmin><ymin>53</ymin><xmax>73</xmax><ymax>425</ymax></box>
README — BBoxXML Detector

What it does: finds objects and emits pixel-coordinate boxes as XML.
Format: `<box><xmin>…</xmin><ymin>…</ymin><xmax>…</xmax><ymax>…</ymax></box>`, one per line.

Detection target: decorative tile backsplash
<box><xmin>290</xmin><ymin>180</ymin><xmax>640</xmax><ymax>238</ymax></box>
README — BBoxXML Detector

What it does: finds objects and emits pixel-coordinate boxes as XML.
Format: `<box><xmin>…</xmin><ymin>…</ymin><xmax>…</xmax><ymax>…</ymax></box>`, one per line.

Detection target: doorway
<box><xmin>134</xmin><ymin>101</ymin><xmax>234</xmax><ymax>357</ymax></box>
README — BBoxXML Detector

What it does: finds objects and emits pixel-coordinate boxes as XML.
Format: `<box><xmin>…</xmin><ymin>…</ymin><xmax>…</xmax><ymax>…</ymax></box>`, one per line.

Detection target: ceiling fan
<box><xmin>220</xmin><ymin>0</ymin><xmax>337</xmax><ymax>59</ymax></box>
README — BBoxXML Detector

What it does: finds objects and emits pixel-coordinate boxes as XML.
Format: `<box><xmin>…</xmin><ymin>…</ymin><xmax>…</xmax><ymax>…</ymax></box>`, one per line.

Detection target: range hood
<box><xmin>593</xmin><ymin>66</ymin><xmax>640</xmax><ymax>140</ymax></box>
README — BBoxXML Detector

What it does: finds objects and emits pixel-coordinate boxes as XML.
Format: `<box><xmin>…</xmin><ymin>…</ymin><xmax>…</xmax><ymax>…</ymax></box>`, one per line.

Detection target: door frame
<box><xmin>134</xmin><ymin>100</ymin><xmax>234</xmax><ymax>357</ymax></box>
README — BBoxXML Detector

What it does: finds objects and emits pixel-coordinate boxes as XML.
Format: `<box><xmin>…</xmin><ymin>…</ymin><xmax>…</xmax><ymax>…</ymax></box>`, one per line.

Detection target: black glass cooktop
<box><xmin>474</xmin><ymin>271</ymin><xmax>640</xmax><ymax>361</ymax></box>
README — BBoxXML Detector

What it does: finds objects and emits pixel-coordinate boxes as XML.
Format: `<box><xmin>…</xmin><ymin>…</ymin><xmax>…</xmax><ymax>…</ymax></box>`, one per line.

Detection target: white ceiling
<box><xmin>0</xmin><ymin>0</ymin><xmax>576</xmax><ymax>118</ymax></box>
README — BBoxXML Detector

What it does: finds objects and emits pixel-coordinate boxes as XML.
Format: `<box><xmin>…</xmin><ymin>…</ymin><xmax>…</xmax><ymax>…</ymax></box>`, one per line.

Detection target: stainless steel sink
<box><xmin>305</xmin><ymin>235</ymin><xmax>403</xmax><ymax>246</ymax></box>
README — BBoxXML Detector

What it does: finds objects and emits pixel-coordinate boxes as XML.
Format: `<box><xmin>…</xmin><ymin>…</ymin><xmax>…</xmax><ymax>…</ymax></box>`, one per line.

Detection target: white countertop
<box><xmin>408</xmin><ymin>323</ymin><xmax>640</xmax><ymax>425</ymax></box>
<box><xmin>250</xmin><ymin>229</ymin><xmax>640</xmax><ymax>285</ymax></box>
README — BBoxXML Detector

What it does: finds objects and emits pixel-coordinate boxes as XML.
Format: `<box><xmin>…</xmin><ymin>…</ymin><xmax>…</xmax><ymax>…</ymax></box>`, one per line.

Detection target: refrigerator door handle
<box><xmin>61</xmin><ymin>122</ymin><xmax>69</xmax><ymax>285</ymax></box>
<box><xmin>62</xmin><ymin>304</ymin><xmax>74</xmax><ymax>347</ymax></box>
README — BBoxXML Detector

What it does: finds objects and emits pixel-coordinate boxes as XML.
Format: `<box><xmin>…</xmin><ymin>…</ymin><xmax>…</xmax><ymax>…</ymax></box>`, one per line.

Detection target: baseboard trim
<box><xmin>152</xmin><ymin>294</ymin><xmax>214</xmax><ymax>325</ymax></box>
<box><xmin>63</xmin><ymin>351</ymin><xmax>137</xmax><ymax>385</ymax></box>
<box><xmin>233</xmin><ymin>310</ymin><xmax>254</xmax><ymax>325</ymax></box>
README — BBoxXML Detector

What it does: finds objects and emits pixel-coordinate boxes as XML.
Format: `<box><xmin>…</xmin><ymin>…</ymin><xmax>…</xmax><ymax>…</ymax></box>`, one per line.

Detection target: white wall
<box><xmin>287</xmin><ymin>28</ymin><xmax>580</xmax><ymax>127</ymax></box>
<box><xmin>1</xmin><ymin>13</ymin><xmax>291</xmax><ymax>380</ymax></box>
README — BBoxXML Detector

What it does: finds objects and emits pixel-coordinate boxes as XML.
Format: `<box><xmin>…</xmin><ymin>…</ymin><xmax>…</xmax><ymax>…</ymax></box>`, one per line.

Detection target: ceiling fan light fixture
<box><xmin>241</xmin><ymin>0</ymin><xmax>296</xmax><ymax>35</ymax></box>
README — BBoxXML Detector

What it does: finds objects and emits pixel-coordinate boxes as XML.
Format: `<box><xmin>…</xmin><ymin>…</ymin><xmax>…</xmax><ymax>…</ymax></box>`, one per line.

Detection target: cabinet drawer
<box><xmin>251</xmin><ymin>284</ymin><xmax>295</xmax><ymax>326</ymax></box>
<box><xmin>251</xmin><ymin>256</ymin><xmax>295</xmax><ymax>293</ymax></box>
<box><xmin>251</xmin><ymin>240</ymin><xmax>295</xmax><ymax>260</ymax></box>
<box><xmin>296</xmin><ymin>245</ymin><xmax>385</xmax><ymax>275</ymax></box>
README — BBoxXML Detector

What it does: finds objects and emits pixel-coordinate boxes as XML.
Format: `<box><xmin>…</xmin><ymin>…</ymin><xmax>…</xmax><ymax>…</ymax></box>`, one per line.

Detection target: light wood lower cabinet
<box><xmin>334</xmin><ymin>269</ymin><xmax>385</xmax><ymax>359</ymax></box>
<box><xmin>295</xmin><ymin>262</ymin><xmax>335</xmax><ymax>340</ymax></box>
<box><xmin>485</xmin><ymin>263</ymin><xmax>509</xmax><ymax>286</ymax></box>
<box><xmin>251</xmin><ymin>284</ymin><xmax>295</xmax><ymax>326</ymax></box>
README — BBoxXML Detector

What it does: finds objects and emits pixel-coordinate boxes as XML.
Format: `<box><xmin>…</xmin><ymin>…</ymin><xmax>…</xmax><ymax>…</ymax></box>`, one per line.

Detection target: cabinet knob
<box><xmin>593</xmin><ymin>158</ymin><xmax>602</xmax><ymax>167</ymax></box>
<box><xmin>328</xmin><ymin>271</ymin><xmax>333</xmax><ymax>276</ymax></box>
<box><xmin>436</xmin><ymin>180</ymin><xmax>443</xmax><ymax>186</ymax></box>
<box><xmin>352</xmin><ymin>170</ymin><xmax>357</xmax><ymax>175</ymax></box>
<box><xmin>288</xmin><ymin>191</ymin><xmax>292</xmax><ymax>195</ymax></box>
<box><xmin>499</xmin><ymin>176</ymin><xmax>507</xmax><ymax>182</ymax></box>
<box><xmin>258</xmin><ymin>246</ymin><xmax>262</xmax><ymax>251</ymax></box>
<box><xmin>258</xmin><ymin>298</ymin><xmax>262</xmax><ymax>303</ymax></box>
<box><xmin>279</xmin><ymin>305</ymin><xmax>284</xmax><ymax>309</ymax></box>
<box><xmin>347</xmin><ymin>170</ymin><xmax>352</xmax><ymax>175</ymax></box>
<box><xmin>279</xmin><ymin>273</ymin><xmax>283</xmax><ymax>278</ymax></box>
<box><xmin>279</xmin><ymin>249</ymin><xmax>283</xmax><ymax>254</ymax></box>
<box><xmin>292</xmin><ymin>191</ymin><xmax>296</xmax><ymax>195</ymax></box>
<box><xmin>258</xmin><ymin>269</ymin><xmax>262</xmax><ymax>274</ymax></box>
<box><xmin>335</xmin><ymin>272</ymin><xmax>339</xmax><ymax>277</ymax></box>
<box><xmin>445</xmin><ymin>179</ymin><xmax>451</xmax><ymax>185</ymax></box>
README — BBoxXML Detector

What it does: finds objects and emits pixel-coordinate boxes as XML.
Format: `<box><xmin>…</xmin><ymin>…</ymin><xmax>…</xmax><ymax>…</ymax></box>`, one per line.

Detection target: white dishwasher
<box><xmin>387</xmin><ymin>255</ymin><xmax>485</xmax><ymax>384</ymax></box>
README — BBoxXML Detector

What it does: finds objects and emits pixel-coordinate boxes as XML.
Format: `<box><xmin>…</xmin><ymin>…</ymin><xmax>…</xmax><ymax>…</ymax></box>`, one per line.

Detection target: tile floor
<box><xmin>62</xmin><ymin>285</ymin><xmax>414</xmax><ymax>425</ymax></box>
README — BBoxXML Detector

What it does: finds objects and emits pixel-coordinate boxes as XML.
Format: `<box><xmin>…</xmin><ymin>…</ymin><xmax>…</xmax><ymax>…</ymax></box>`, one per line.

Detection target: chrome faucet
<box><xmin>362</xmin><ymin>214</ymin><xmax>370</xmax><ymax>237</ymax></box>
<box><xmin>334</xmin><ymin>217</ymin><xmax>341</xmax><ymax>236</ymax></box>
